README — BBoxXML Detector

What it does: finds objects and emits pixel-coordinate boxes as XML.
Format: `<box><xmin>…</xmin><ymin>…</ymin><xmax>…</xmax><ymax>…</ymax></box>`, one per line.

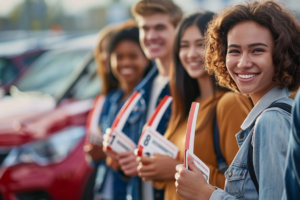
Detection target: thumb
<box><xmin>188</xmin><ymin>154</ymin><xmax>201</xmax><ymax>174</ymax></box>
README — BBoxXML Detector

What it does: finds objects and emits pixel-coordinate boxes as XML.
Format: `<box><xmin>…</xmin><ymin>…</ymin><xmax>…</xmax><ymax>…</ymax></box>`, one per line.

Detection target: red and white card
<box><xmin>137</xmin><ymin>96</ymin><xmax>179</xmax><ymax>159</ymax></box>
<box><xmin>86</xmin><ymin>95</ymin><xmax>106</xmax><ymax>145</ymax></box>
<box><xmin>184</xmin><ymin>102</ymin><xmax>210</xmax><ymax>183</ymax></box>
<box><xmin>107</xmin><ymin>91</ymin><xmax>140</xmax><ymax>153</ymax></box>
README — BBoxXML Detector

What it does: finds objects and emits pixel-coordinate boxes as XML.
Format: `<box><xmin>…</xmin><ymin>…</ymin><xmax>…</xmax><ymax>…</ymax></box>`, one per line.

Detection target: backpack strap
<box><xmin>213</xmin><ymin>110</ymin><xmax>228</xmax><ymax>173</ymax></box>
<box><xmin>247</xmin><ymin>102</ymin><xmax>292</xmax><ymax>195</ymax></box>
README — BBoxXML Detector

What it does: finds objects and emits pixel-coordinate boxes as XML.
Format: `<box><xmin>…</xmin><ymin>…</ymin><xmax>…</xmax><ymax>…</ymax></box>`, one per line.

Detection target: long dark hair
<box><xmin>169</xmin><ymin>12</ymin><xmax>225</xmax><ymax>131</ymax></box>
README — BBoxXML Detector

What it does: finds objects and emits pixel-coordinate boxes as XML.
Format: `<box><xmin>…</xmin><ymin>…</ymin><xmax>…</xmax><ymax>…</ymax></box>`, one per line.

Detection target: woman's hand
<box><xmin>137</xmin><ymin>154</ymin><xmax>181</xmax><ymax>181</ymax></box>
<box><xmin>175</xmin><ymin>154</ymin><xmax>215</xmax><ymax>200</ymax></box>
<box><xmin>118</xmin><ymin>151</ymin><xmax>139</xmax><ymax>176</ymax></box>
<box><xmin>102</xmin><ymin>128</ymin><xmax>120</xmax><ymax>170</ymax></box>
<box><xmin>84</xmin><ymin>143</ymin><xmax>106</xmax><ymax>161</ymax></box>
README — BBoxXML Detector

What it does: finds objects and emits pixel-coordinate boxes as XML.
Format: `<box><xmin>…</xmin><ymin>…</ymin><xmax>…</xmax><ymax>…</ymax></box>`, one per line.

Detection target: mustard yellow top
<box><xmin>153</xmin><ymin>91</ymin><xmax>253</xmax><ymax>200</ymax></box>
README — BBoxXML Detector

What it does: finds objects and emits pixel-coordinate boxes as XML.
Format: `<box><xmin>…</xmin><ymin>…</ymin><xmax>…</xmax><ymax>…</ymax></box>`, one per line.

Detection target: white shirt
<box><xmin>142</xmin><ymin>74</ymin><xmax>169</xmax><ymax>200</ymax></box>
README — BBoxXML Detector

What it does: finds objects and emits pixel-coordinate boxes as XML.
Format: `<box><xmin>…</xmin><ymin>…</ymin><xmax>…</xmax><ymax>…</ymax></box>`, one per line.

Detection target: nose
<box><xmin>119</xmin><ymin>57</ymin><xmax>131</xmax><ymax>68</ymax></box>
<box><xmin>237</xmin><ymin>53</ymin><xmax>252</xmax><ymax>69</ymax></box>
<box><xmin>187</xmin><ymin>45</ymin><xmax>200</xmax><ymax>59</ymax></box>
<box><xmin>145</xmin><ymin>29</ymin><xmax>158</xmax><ymax>41</ymax></box>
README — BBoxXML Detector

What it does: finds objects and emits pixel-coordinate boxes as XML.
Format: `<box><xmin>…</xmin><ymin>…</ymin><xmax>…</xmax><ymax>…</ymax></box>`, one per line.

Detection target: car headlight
<box><xmin>3</xmin><ymin>126</ymin><xmax>85</xmax><ymax>167</ymax></box>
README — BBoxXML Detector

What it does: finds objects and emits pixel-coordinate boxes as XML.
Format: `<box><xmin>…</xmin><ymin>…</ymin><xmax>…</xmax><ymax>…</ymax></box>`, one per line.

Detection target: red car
<box><xmin>0</xmin><ymin>34</ymin><xmax>101</xmax><ymax>200</ymax></box>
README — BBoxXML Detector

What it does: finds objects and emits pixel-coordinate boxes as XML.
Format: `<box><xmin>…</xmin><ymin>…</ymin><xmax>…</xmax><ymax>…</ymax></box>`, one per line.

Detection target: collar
<box><xmin>133</xmin><ymin>63</ymin><xmax>158</xmax><ymax>93</ymax></box>
<box><xmin>109</xmin><ymin>89</ymin><xmax>124</xmax><ymax>104</ymax></box>
<box><xmin>241</xmin><ymin>86</ymin><xmax>290</xmax><ymax>130</ymax></box>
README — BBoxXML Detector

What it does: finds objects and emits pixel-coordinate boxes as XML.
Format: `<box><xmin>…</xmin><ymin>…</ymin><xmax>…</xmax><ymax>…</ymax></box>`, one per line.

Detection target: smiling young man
<box><xmin>111</xmin><ymin>1</ymin><xmax>183</xmax><ymax>200</ymax></box>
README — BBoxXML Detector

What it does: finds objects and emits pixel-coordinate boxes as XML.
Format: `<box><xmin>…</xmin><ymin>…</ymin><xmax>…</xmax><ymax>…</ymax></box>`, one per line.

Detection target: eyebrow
<box><xmin>180</xmin><ymin>39</ymin><xmax>203</xmax><ymax>43</ymax></box>
<box><xmin>228</xmin><ymin>43</ymin><xmax>268</xmax><ymax>48</ymax></box>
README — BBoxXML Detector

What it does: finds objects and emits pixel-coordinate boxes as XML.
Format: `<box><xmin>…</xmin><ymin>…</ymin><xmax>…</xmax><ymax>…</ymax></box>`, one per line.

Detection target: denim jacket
<box><xmin>96</xmin><ymin>89</ymin><xmax>128</xmax><ymax>200</ymax></box>
<box><xmin>282</xmin><ymin>90</ymin><xmax>300</xmax><ymax>200</ymax></box>
<box><xmin>210</xmin><ymin>86</ymin><xmax>292</xmax><ymax>200</ymax></box>
<box><xmin>124</xmin><ymin>65</ymin><xmax>171</xmax><ymax>200</ymax></box>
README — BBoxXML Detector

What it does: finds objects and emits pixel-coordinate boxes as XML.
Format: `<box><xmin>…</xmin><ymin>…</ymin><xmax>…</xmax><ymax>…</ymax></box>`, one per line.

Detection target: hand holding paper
<box><xmin>137</xmin><ymin>96</ymin><xmax>179</xmax><ymax>158</ymax></box>
<box><xmin>106</xmin><ymin>92</ymin><xmax>140</xmax><ymax>153</ymax></box>
<box><xmin>184</xmin><ymin>102</ymin><xmax>210</xmax><ymax>183</ymax></box>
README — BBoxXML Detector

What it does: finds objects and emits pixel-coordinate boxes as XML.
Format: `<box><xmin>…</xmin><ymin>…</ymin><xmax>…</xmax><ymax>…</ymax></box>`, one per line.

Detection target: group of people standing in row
<box><xmin>83</xmin><ymin>0</ymin><xmax>300</xmax><ymax>199</ymax></box>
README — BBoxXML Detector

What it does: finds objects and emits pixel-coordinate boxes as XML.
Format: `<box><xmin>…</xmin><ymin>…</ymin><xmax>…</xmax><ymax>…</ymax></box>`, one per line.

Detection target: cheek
<box><xmin>179</xmin><ymin>50</ymin><xmax>187</xmax><ymax>65</ymax></box>
<box><xmin>226</xmin><ymin>56</ymin><xmax>235</xmax><ymax>76</ymax></box>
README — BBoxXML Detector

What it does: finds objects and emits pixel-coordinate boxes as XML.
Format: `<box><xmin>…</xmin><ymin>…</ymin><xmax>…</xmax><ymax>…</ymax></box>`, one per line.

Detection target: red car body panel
<box><xmin>0</xmin><ymin>99</ymin><xmax>95</xmax><ymax>200</ymax></box>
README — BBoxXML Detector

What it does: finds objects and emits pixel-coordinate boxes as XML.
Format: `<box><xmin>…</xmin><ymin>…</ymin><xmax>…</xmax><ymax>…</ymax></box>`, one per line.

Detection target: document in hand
<box><xmin>137</xmin><ymin>95</ymin><xmax>179</xmax><ymax>159</ymax></box>
<box><xmin>86</xmin><ymin>95</ymin><xmax>106</xmax><ymax>145</ymax></box>
<box><xmin>107</xmin><ymin>91</ymin><xmax>140</xmax><ymax>153</ymax></box>
<box><xmin>184</xmin><ymin>102</ymin><xmax>210</xmax><ymax>183</ymax></box>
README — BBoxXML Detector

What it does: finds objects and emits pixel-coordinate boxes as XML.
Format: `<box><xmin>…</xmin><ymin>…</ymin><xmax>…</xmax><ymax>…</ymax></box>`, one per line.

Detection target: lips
<box><xmin>119</xmin><ymin>68</ymin><xmax>135</xmax><ymax>76</ymax></box>
<box><xmin>145</xmin><ymin>42</ymin><xmax>163</xmax><ymax>52</ymax></box>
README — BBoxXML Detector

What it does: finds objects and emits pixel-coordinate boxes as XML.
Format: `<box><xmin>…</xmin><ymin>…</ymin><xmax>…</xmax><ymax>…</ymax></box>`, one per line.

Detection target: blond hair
<box><xmin>131</xmin><ymin>0</ymin><xmax>183</xmax><ymax>27</ymax></box>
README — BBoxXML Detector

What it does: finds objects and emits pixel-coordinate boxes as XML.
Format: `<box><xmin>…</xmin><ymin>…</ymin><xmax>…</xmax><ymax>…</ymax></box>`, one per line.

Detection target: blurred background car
<box><xmin>0</xmin><ymin>34</ymin><xmax>102</xmax><ymax>200</ymax></box>
<box><xmin>0</xmin><ymin>31</ymin><xmax>96</xmax><ymax>98</ymax></box>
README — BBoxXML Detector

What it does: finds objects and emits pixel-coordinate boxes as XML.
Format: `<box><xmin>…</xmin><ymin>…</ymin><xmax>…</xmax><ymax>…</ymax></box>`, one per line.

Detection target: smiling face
<box><xmin>179</xmin><ymin>25</ymin><xmax>206</xmax><ymax>79</ymax></box>
<box><xmin>137</xmin><ymin>13</ymin><xmax>175</xmax><ymax>60</ymax></box>
<box><xmin>226</xmin><ymin>21</ymin><xmax>277</xmax><ymax>103</ymax></box>
<box><xmin>110</xmin><ymin>40</ymin><xmax>149</xmax><ymax>86</ymax></box>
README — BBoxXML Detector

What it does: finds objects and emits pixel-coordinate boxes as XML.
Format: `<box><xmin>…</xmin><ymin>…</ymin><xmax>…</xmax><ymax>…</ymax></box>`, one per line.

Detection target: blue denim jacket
<box><xmin>96</xmin><ymin>89</ymin><xmax>128</xmax><ymax>200</ymax></box>
<box><xmin>210</xmin><ymin>86</ymin><xmax>292</xmax><ymax>200</ymax></box>
<box><xmin>282</xmin><ymin>90</ymin><xmax>300</xmax><ymax>200</ymax></box>
<box><xmin>123</xmin><ymin>65</ymin><xmax>171</xmax><ymax>200</ymax></box>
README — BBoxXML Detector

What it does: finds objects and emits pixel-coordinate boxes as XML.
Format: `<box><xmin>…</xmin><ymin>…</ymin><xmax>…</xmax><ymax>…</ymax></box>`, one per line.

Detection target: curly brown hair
<box><xmin>204</xmin><ymin>0</ymin><xmax>300</xmax><ymax>93</ymax></box>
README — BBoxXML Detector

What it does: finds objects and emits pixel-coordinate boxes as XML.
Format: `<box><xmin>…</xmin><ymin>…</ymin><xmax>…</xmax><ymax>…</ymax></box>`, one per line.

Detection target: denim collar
<box><xmin>133</xmin><ymin>62</ymin><xmax>158</xmax><ymax>94</ymax></box>
<box><xmin>241</xmin><ymin>86</ymin><xmax>290</xmax><ymax>130</ymax></box>
<box><xmin>109</xmin><ymin>89</ymin><xmax>124</xmax><ymax>104</ymax></box>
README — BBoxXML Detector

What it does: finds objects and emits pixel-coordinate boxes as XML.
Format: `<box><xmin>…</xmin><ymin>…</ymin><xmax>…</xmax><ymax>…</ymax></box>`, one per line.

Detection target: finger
<box><xmin>137</xmin><ymin>164</ymin><xmax>154</xmax><ymax>172</ymax></box>
<box><xmin>105</xmin><ymin>128</ymin><xmax>111</xmax><ymax>135</ymax></box>
<box><xmin>119</xmin><ymin>151</ymin><xmax>134</xmax><ymax>158</ymax></box>
<box><xmin>138</xmin><ymin>171</ymin><xmax>156</xmax><ymax>178</ymax></box>
<box><xmin>119</xmin><ymin>155</ymin><xmax>136</xmax><ymax>165</ymax></box>
<box><xmin>123</xmin><ymin>167</ymin><xmax>137</xmax><ymax>176</ymax></box>
<box><xmin>134</xmin><ymin>149</ymin><xmax>139</xmax><ymax>156</ymax></box>
<box><xmin>175</xmin><ymin>172</ymin><xmax>180</xmax><ymax>180</ymax></box>
<box><xmin>153</xmin><ymin>153</ymin><xmax>165</xmax><ymax>157</ymax></box>
<box><xmin>175</xmin><ymin>180</ymin><xmax>178</xmax><ymax>188</ymax></box>
<box><xmin>188</xmin><ymin>154</ymin><xmax>201</xmax><ymax>174</ymax></box>
<box><xmin>121</xmin><ymin>162</ymin><xmax>138</xmax><ymax>172</ymax></box>
<box><xmin>176</xmin><ymin>164</ymin><xmax>184</xmax><ymax>172</ymax></box>
<box><xmin>136</xmin><ymin>156</ymin><xmax>154</xmax><ymax>164</ymax></box>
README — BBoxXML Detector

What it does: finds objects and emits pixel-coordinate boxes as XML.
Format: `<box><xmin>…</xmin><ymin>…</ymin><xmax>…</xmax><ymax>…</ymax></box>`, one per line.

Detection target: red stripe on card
<box><xmin>138</xmin><ymin>128</ymin><xmax>147</xmax><ymax>146</ymax></box>
<box><xmin>111</xmin><ymin>91</ymin><xmax>140</xmax><ymax>130</ymax></box>
<box><xmin>185</xmin><ymin>102</ymin><xmax>197</xmax><ymax>150</ymax></box>
<box><xmin>184</xmin><ymin>102</ymin><xmax>197</xmax><ymax>168</ymax></box>
<box><xmin>138</xmin><ymin>146</ymin><xmax>143</xmax><ymax>157</ymax></box>
<box><xmin>85</xmin><ymin>95</ymin><xmax>102</xmax><ymax>143</ymax></box>
<box><xmin>147</xmin><ymin>95</ymin><xmax>170</xmax><ymax>126</ymax></box>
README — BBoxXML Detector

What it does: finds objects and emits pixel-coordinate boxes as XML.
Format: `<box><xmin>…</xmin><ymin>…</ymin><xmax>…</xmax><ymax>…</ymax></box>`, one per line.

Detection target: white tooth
<box><xmin>238</xmin><ymin>74</ymin><xmax>257</xmax><ymax>79</ymax></box>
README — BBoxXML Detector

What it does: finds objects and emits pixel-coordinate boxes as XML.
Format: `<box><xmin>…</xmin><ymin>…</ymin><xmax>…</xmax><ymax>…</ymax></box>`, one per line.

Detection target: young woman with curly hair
<box><xmin>175</xmin><ymin>1</ymin><xmax>300</xmax><ymax>200</ymax></box>
<box><xmin>136</xmin><ymin>12</ymin><xmax>252</xmax><ymax>200</ymax></box>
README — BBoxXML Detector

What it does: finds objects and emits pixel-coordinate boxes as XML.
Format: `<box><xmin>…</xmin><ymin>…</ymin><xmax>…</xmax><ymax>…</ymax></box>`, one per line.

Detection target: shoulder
<box><xmin>258</xmin><ymin>98</ymin><xmax>293</xmax><ymax>124</ymax></box>
<box><xmin>217</xmin><ymin>92</ymin><xmax>252</xmax><ymax>115</ymax></box>
<box><xmin>255</xmin><ymin>101</ymin><xmax>292</xmax><ymax>143</ymax></box>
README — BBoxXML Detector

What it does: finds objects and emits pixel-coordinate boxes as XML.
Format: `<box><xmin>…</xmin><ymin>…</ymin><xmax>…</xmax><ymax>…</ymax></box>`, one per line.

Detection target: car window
<box><xmin>0</xmin><ymin>58</ymin><xmax>18</xmax><ymax>86</ymax></box>
<box><xmin>23</xmin><ymin>53</ymin><xmax>42</xmax><ymax>66</ymax></box>
<box><xmin>69</xmin><ymin>60</ymin><xmax>102</xmax><ymax>99</ymax></box>
<box><xmin>15</xmin><ymin>49</ymin><xmax>89</xmax><ymax>97</ymax></box>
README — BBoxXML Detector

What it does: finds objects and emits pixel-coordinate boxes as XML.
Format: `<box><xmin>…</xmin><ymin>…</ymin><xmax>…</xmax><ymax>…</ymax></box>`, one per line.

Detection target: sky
<box><xmin>0</xmin><ymin>0</ymin><xmax>299</xmax><ymax>17</ymax></box>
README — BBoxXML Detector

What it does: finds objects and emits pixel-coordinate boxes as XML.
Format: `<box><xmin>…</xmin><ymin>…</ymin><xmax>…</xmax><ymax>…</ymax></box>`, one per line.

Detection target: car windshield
<box><xmin>15</xmin><ymin>49</ymin><xmax>88</xmax><ymax>97</ymax></box>
<box><xmin>0</xmin><ymin>58</ymin><xmax>18</xmax><ymax>86</ymax></box>
<box><xmin>68</xmin><ymin>60</ymin><xmax>102</xmax><ymax>100</ymax></box>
